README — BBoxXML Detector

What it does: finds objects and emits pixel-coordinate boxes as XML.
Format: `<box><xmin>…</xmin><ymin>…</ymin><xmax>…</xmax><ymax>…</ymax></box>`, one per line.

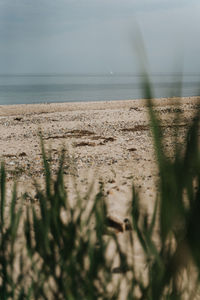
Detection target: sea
<box><xmin>0</xmin><ymin>73</ymin><xmax>200</xmax><ymax>105</ymax></box>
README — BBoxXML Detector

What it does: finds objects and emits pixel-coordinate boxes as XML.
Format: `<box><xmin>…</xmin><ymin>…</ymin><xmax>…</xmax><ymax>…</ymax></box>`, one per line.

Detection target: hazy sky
<box><xmin>1</xmin><ymin>0</ymin><xmax>200</xmax><ymax>74</ymax></box>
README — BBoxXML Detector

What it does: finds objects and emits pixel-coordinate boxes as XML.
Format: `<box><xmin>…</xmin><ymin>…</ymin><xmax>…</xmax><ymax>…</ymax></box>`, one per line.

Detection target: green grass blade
<box><xmin>0</xmin><ymin>162</ymin><xmax>6</xmax><ymax>228</ymax></box>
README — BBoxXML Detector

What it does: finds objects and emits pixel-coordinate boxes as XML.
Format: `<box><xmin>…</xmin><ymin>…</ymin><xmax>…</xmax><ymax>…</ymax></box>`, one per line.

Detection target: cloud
<box><xmin>0</xmin><ymin>0</ymin><xmax>200</xmax><ymax>73</ymax></box>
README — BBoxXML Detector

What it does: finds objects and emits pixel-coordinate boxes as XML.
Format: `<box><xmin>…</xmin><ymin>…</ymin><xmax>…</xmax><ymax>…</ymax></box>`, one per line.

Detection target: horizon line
<box><xmin>1</xmin><ymin>72</ymin><xmax>200</xmax><ymax>77</ymax></box>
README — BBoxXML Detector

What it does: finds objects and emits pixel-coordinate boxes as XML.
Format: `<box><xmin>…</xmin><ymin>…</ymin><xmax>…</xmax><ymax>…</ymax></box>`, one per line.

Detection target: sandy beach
<box><xmin>1</xmin><ymin>96</ymin><xmax>200</xmax><ymax>298</ymax></box>
<box><xmin>0</xmin><ymin>96</ymin><xmax>200</xmax><ymax>216</ymax></box>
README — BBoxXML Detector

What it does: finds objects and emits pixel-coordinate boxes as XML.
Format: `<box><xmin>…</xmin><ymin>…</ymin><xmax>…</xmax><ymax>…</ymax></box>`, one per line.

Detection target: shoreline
<box><xmin>0</xmin><ymin>96</ymin><xmax>199</xmax><ymax>117</ymax></box>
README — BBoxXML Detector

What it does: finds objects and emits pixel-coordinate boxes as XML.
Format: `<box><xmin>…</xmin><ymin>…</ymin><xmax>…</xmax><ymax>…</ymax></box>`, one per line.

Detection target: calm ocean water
<box><xmin>0</xmin><ymin>73</ymin><xmax>200</xmax><ymax>105</ymax></box>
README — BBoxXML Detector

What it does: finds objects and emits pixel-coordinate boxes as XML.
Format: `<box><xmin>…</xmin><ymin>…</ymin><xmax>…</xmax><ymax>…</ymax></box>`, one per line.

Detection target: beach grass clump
<box><xmin>24</xmin><ymin>141</ymin><xmax>116</xmax><ymax>299</ymax></box>
<box><xmin>128</xmin><ymin>79</ymin><xmax>200</xmax><ymax>299</ymax></box>
<box><xmin>0</xmin><ymin>163</ymin><xmax>25</xmax><ymax>299</ymax></box>
<box><xmin>0</xmin><ymin>141</ymin><xmax>119</xmax><ymax>299</ymax></box>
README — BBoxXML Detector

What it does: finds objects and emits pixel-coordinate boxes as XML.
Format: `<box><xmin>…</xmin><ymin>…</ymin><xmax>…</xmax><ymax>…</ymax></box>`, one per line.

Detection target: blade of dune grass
<box><xmin>40</xmin><ymin>133</ymin><xmax>51</xmax><ymax>198</ymax></box>
<box><xmin>0</xmin><ymin>162</ymin><xmax>6</xmax><ymax>229</ymax></box>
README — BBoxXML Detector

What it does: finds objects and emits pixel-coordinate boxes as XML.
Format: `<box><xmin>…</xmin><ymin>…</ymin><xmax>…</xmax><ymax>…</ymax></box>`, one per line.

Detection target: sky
<box><xmin>0</xmin><ymin>0</ymin><xmax>200</xmax><ymax>74</ymax></box>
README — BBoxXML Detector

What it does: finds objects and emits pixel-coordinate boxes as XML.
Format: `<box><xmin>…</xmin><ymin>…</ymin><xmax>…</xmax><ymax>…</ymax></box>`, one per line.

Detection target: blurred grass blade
<box><xmin>40</xmin><ymin>134</ymin><xmax>51</xmax><ymax>198</ymax></box>
<box><xmin>0</xmin><ymin>162</ymin><xmax>6</xmax><ymax>228</ymax></box>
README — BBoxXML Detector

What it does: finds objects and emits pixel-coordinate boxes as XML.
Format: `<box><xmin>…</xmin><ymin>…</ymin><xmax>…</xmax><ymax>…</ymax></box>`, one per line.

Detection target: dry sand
<box><xmin>0</xmin><ymin>96</ymin><xmax>199</xmax><ymax>212</ymax></box>
<box><xmin>0</xmin><ymin>96</ymin><xmax>200</xmax><ymax>297</ymax></box>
